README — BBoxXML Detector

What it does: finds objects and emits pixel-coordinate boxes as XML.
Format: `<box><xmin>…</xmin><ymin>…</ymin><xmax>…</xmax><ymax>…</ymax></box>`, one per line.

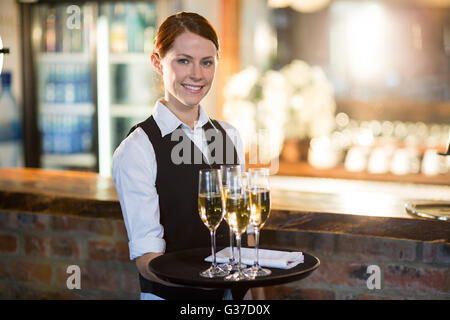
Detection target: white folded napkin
<box><xmin>205</xmin><ymin>247</ymin><xmax>304</xmax><ymax>269</ymax></box>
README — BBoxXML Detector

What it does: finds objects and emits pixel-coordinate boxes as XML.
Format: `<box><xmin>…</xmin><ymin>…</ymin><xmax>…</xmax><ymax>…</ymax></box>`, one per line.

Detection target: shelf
<box><xmin>41</xmin><ymin>153</ymin><xmax>96</xmax><ymax>168</ymax></box>
<box><xmin>39</xmin><ymin>103</ymin><xmax>95</xmax><ymax>116</ymax></box>
<box><xmin>275</xmin><ymin>161</ymin><xmax>450</xmax><ymax>186</ymax></box>
<box><xmin>110</xmin><ymin>104</ymin><xmax>152</xmax><ymax>118</ymax></box>
<box><xmin>109</xmin><ymin>53</ymin><xmax>150</xmax><ymax>64</ymax></box>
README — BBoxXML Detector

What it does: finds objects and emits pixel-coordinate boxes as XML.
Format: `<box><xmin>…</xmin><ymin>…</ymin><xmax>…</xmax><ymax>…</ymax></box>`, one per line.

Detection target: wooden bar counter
<box><xmin>0</xmin><ymin>167</ymin><xmax>449</xmax><ymax>300</ymax></box>
<box><xmin>0</xmin><ymin>168</ymin><xmax>448</xmax><ymax>243</ymax></box>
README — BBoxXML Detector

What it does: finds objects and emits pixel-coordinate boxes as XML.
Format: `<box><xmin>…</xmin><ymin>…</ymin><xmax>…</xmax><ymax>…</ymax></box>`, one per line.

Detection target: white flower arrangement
<box><xmin>223</xmin><ymin>59</ymin><xmax>336</xmax><ymax>157</ymax></box>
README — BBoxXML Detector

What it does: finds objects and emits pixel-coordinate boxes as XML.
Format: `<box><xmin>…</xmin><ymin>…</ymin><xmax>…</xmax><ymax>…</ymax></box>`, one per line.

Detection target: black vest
<box><xmin>127</xmin><ymin>115</ymin><xmax>246</xmax><ymax>300</ymax></box>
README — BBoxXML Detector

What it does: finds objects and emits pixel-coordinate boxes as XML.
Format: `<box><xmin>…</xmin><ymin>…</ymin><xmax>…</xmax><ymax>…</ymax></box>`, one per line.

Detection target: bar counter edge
<box><xmin>0</xmin><ymin>168</ymin><xmax>448</xmax><ymax>244</ymax></box>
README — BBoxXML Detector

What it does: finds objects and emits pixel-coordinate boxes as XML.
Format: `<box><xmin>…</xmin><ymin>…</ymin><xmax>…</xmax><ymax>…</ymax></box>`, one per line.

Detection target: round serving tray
<box><xmin>405</xmin><ymin>202</ymin><xmax>450</xmax><ymax>221</ymax></box>
<box><xmin>149</xmin><ymin>247</ymin><xmax>320</xmax><ymax>289</ymax></box>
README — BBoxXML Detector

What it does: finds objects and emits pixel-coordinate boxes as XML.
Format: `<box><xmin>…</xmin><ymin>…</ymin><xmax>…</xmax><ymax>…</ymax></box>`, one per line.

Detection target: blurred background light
<box><xmin>346</xmin><ymin>2</ymin><xmax>387</xmax><ymax>82</ymax></box>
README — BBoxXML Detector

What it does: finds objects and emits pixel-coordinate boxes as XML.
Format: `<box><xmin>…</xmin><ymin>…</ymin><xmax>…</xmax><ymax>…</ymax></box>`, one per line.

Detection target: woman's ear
<box><xmin>151</xmin><ymin>53</ymin><xmax>163</xmax><ymax>76</ymax></box>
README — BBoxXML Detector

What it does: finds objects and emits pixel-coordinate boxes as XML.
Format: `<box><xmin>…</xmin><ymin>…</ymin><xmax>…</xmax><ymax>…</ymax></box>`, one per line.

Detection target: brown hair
<box><xmin>153</xmin><ymin>12</ymin><xmax>219</xmax><ymax>58</ymax></box>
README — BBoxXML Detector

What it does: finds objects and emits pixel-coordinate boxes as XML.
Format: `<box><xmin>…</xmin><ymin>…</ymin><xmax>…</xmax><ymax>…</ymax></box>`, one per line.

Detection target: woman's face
<box><xmin>155</xmin><ymin>31</ymin><xmax>217</xmax><ymax>111</ymax></box>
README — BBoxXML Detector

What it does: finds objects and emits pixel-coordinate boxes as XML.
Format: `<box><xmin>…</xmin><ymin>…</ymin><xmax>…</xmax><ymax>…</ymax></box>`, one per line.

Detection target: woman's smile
<box><xmin>181</xmin><ymin>83</ymin><xmax>204</xmax><ymax>94</ymax></box>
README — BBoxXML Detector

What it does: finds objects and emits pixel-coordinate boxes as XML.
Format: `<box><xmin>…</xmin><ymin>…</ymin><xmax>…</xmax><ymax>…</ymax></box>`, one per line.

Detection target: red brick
<box><xmin>50</xmin><ymin>237</ymin><xmax>80</xmax><ymax>258</ymax></box>
<box><xmin>87</xmin><ymin>219</ymin><xmax>114</xmax><ymax>236</ymax></box>
<box><xmin>52</xmin><ymin>216</ymin><xmax>113</xmax><ymax>236</ymax></box>
<box><xmin>0</xmin><ymin>259</ymin><xmax>52</xmax><ymax>284</ymax></box>
<box><xmin>82</xmin><ymin>265</ymin><xmax>120</xmax><ymax>292</ymax></box>
<box><xmin>52</xmin><ymin>215</ymin><xmax>88</xmax><ymax>232</ymax></box>
<box><xmin>0</xmin><ymin>233</ymin><xmax>18</xmax><ymax>253</ymax></box>
<box><xmin>0</xmin><ymin>211</ymin><xmax>9</xmax><ymax>227</ymax></box>
<box><xmin>17</xmin><ymin>213</ymin><xmax>50</xmax><ymax>231</ymax></box>
<box><xmin>384</xmin><ymin>264</ymin><xmax>449</xmax><ymax>293</ymax></box>
<box><xmin>311</xmin><ymin>232</ymin><xmax>335</xmax><ymax>255</ymax></box>
<box><xmin>88</xmin><ymin>240</ymin><xmax>129</xmax><ymax>262</ymax></box>
<box><xmin>335</xmin><ymin>235</ymin><xmax>417</xmax><ymax>261</ymax></box>
<box><xmin>24</xmin><ymin>234</ymin><xmax>49</xmax><ymax>257</ymax></box>
<box><xmin>113</xmin><ymin>220</ymin><xmax>129</xmax><ymax>240</ymax></box>
<box><xmin>308</xmin><ymin>259</ymin><xmax>368</xmax><ymax>287</ymax></box>
<box><xmin>423</xmin><ymin>241</ymin><xmax>450</xmax><ymax>265</ymax></box>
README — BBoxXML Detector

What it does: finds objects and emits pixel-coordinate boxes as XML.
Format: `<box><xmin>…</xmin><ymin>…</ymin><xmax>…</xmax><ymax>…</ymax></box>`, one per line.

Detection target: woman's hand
<box><xmin>136</xmin><ymin>252</ymin><xmax>186</xmax><ymax>288</ymax></box>
<box><xmin>136</xmin><ymin>252</ymin><xmax>216</xmax><ymax>290</ymax></box>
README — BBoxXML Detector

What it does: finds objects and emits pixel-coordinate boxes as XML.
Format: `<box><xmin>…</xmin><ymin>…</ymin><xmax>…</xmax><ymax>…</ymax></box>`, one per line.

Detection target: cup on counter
<box><xmin>367</xmin><ymin>147</ymin><xmax>392</xmax><ymax>174</ymax></box>
<box><xmin>421</xmin><ymin>149</ymin><xmax>446</xmax><ymax>176</ymax></box>
<box><xmin>344</xmin><ymin>146</ymin><xmax>369</xmax><ymax>172</ymax></box>
<box><xmin>390</xmin><ymin>148</ymin><xmax>419</xmax><ymax>175</ymax></box>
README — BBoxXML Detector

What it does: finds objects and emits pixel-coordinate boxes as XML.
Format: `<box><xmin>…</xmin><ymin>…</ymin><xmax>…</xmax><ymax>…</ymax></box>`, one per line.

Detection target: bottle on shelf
<box><xmin>126</xmin><ymin>4</ymin><xmax>144</xmax><ymax>52</ymax></box>
<box><xmin>44</xmin><ymin>64</ymin><xmax>56</xmax><ymax>103</ymax></box>
<box><xmin>0</xmin><ymin>72</ymin><xmax>23</xmax><ymax>167</ymax></box>
<box><xmin>110</xmin><ymin>4</ymin><xmax>127</xmax><ymax>53</ymax></box>
<box><xmin>69</xmin><ymin>7</ymin><xmax>83</xmax><ymax>53</ymax></box>
<box><xmin>45</xmin><ymin>8</ymin><xmax>57</xmax><ymax>52</ymax></box>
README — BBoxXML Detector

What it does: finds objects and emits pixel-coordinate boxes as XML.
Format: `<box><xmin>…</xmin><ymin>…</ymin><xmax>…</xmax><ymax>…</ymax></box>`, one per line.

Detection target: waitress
<box><xmin>112</xmin><ymin>12</ymin><xmax>247</xmax><ymax>300</ymax></box>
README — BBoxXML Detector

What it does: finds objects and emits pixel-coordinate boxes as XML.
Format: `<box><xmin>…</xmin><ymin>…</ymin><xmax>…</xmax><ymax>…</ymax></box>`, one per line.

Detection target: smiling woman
<box><xmin>112</xmin><ymin>12</ymin><xmax>247</xmax><ymax>301</ymax></box>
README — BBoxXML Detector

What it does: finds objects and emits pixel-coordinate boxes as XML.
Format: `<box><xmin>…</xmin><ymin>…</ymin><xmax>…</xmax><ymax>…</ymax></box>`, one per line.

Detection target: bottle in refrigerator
<box><xmin>65</xmin><ymin>65</ymin><xmax>75</xmax><ymax>103</ymax></box>
<box><xmin>0</xmin><ymin>72</ymin><xmax>23</xmax><ymax>167</ymax></box>
<box><xmin>69</xmin><ymin>6</ymin><xmax>83</xmax><ymax>53</ymax></box>
<box><xmin>126</xmin><ymin>4</ymin><xmax>144</xmax><ymax>52</ymax></box>
<box><xmin>55</xmin><ymin>65</ymin><xmax>65</xmax><ymax>103</ymax></box>
<box><xmin>61</xmin><ymin>5</ymin><xmax>83</xmax><ymax>53</ymax></box>
<box><xmin>45</xmin><ymin>8</ymin><xmax>57</xmax><ymax>52</ymax></box>
<box><xmin>110</xmin><ymin>4</ymin><xmax>127</xmax><ymax>53</ymax></box>
<box><xmin>44</xmin><ymin>65</ymin><xmax>56</xmax><ymax>103</ymax></box>
<box><xmin>60</xmin><ymin>6</ymin><xmax>71</xmax><ymax>53</ymax></box>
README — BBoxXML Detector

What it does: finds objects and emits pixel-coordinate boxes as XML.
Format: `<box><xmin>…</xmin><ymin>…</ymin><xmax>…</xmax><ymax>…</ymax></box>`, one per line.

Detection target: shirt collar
<box><xmin>152</xmin><ymin>100</ymin><xmax>211</xmax><ymax>137</ymax></box>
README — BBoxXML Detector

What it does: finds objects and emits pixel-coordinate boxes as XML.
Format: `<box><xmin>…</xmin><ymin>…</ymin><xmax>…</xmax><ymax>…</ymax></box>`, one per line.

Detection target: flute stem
<box><xmin>254</xmin><ymin>227</ymin><xmax>260</xmax><ymax>268</ymax></box>
<box><xmin>229</xmin><ymin>227</ymin><xmax>235</xmax><ymax>262</ymax></box>
<box><xmin>211</xmin><ymin>229</ymin><xmax>216</xmax><ymax>268</ymax></box>
<box><xmin>236</xmin><ymin>235</ymin><xmax>242</xmax><ymax>273</ymax></box>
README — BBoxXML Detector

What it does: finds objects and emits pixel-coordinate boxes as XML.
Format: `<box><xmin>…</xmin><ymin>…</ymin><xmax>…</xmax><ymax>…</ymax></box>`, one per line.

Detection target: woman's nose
<box><xmin>190</xmin><ymin>63</ymin><xmax>203</xmax><ymax>80</ymax></box>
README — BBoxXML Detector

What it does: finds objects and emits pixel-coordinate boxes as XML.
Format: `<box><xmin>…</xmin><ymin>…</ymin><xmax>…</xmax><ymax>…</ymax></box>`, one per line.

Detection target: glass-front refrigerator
<box><xmin>21</xmin><ymin>0</ymin><xmax>161</xmax><ymax>175</ymax></box>
<box><xmin>97</xmin><ymin>1</ymin><xmax>160</xmax><ymax>176</ymax></box>
<box><xmin>28</xmin><ymin>2</ymin><xmax>97</xmax><ymax>171</ymax></box>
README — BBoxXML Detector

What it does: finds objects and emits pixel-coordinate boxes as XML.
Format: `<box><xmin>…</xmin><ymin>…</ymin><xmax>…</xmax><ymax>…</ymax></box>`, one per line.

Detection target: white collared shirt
<box><xmin>112</xmin><ymin>100</ymin><xmax>245</xmax><ymax>260</ymax></box>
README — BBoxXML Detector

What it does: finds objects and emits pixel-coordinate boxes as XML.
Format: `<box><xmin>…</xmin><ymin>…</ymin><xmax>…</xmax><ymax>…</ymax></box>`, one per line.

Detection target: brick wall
<box><xmin>261</xmin><ymin>230</ymin><xmax>450</xmax><ymax>300</ymax></box>
<box><xmin>0</xmin><ymin>211</ymin><xmax>140</xmax><ymax>299</ymax></box>
<box><xmin>0</xmin><ymin>210</ymin><xmax>448</xmax><ymax>300</ymax></box>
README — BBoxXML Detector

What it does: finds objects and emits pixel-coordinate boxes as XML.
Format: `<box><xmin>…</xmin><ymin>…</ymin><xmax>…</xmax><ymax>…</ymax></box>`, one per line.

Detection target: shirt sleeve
<box><xmin>112</xmin><ymin>128</ymin><xmax>165</xmax><ymax>260</ymax></box>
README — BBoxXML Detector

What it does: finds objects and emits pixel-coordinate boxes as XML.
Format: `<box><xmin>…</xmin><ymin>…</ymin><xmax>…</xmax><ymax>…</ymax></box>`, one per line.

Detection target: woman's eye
<box><xmin>177</xmin><ymin>59</ymin><xmax>189</xmax><ymax>64</ymax></box>
<box><xmin>202</xmin><ymin>60</ymin><xmax>213</xmax><ymax>67</ymax></box>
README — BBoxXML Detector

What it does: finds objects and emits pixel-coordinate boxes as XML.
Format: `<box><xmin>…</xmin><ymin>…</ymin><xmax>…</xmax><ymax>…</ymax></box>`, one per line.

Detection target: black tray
<box><xmin>149</xmin><ymin>247</ymin><xmax>320</xmax><ymax>289</ymax></box>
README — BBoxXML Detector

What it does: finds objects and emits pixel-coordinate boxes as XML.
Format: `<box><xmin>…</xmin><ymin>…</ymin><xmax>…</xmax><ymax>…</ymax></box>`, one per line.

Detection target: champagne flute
<box><xmin>198</xmin><ymin>169</ymin><xmax>229</xmax><ymax>278</ymax></box>
<box><xmin>225</xmin><ymin>172</ymin><xmax>253</xmax><ymax>281</ymax></box>
<box><xmin>243</xmin><ymin>168</ymin><xmax>272</xmax><ymax>277</ymax></box>
<box><xmin>219</xmin><ymin>165</ymin><xmax>246</xmax><ymax>272</ymax></box>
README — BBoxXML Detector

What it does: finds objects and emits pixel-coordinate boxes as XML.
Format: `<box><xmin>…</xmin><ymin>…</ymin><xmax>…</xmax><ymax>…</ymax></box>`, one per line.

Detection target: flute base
<box><xmin>219</xmin><ymin>261</ymin><xmax>247</xmax><ymax>272</ymax></box>
<box><xmin>243</xmin><ymin>265</ymin><xmax>272</xmax><ymax>277</ymax></box>
<box><xmin>199</xmin><ymin>265</ymin><xmax>230</xmax><ymax>278</ymax></box>
<box><xmin>224</xmin><ymin>271</ymin><xmax>255</xmax><ymax>281</ymax></box>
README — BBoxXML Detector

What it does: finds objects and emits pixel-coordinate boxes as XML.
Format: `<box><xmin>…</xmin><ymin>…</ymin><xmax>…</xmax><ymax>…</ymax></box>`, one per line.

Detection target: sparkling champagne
<box><xmin>222</xmin><ymin>186</ymin><xmax>230</xmax><ymax>225</ymax></box>
<box><xmin>198</xmin><ymin>193</ymin><xmax>224</xmax><ymax>231</ymax></box>
<box><xmin>249</xmin><ymin>189</ymin><xmax>271</xmax><ymax>228</ymax></box>
<box><xmin>226</xmin><ymin>194</ymin><xmax>250</xmax><ymax>236</ymax></box>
